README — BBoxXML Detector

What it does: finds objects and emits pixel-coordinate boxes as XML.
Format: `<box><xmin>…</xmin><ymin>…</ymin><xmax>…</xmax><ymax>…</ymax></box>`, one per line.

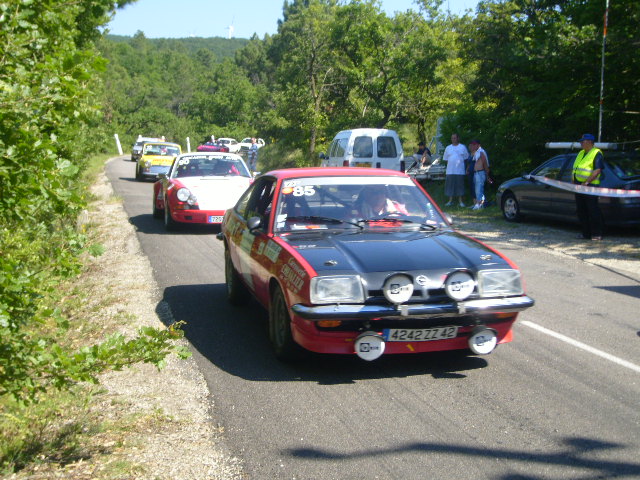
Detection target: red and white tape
<box><xmin>530</xmin><ymin>175</ymin><xmax>640</xmax><ymax>198</ymax></box>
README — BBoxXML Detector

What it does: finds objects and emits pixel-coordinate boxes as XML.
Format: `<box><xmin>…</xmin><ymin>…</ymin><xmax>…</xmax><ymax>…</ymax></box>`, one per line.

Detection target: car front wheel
<box><xmin>164</xmin><ymin>198</ymin><xmax>178</xmax><ymax>231</ymax></box>
<box><xmin>225</xmin><ymin>248</ymin><xmax>249</xmax><ymax>306</ymax></box>
<box><xmin>152</xmin><ymin>193</ymin><xmax>162</xmax><ymax>219</ymax></box>
<box><xmin>269</xmin><ymin>286</ymin><xmax>301</xmax><ymax>361</ymax></box>
<box><xmin>502</xmin><ymin>192</ymin><xmax>522</xmax><ymax>222</ymax></box>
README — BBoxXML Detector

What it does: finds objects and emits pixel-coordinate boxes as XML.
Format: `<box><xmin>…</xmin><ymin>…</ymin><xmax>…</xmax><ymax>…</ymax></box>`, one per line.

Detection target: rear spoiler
<box><xmin>545</xmin><ymin>142</ymin><xmax>618</xmax><ymax>150</ymax></box>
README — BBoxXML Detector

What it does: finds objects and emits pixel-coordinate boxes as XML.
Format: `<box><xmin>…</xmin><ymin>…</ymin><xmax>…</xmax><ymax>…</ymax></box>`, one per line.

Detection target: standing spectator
<box><xmin>573</xmin><ymin>133</ymin><xmax>604</xmax><ymax>240</ymax></box>
<box><xmin>248</xmin><ymin>137</ymin><xmax>259</xmax><ymax>172</ymax></box>
<box><xmin>443</xmin><ymin>133</ymin><xmax>469</xmax><ymax>206</ymax></box>
<box><xmin>469</xmin><ymin>140</ymin><xmax>490</xmax><ymax>210</ymax></box>
<box><xmin>465</xmin><ymin>151</ymin><xmax>475</xmax><ymax>203</ymax></box>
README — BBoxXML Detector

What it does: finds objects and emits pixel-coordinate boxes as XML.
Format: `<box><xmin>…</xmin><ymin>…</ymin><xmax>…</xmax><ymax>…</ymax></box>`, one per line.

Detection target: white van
<box><xmin>320</xmin><ymin>128</ymin><xmax>406</xmax><ymax>170</ymax></box>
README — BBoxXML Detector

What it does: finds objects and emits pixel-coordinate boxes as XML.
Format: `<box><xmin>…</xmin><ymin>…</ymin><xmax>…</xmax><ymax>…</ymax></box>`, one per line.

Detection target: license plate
<box><xmin>383</xmin><ymin>326</ymin><xmax>458</xmax><ymax>342</ymax></box>
<box><xmin>355</xmin><ymin>162</ymin><xmax>372</xmax><ymax>168</ymax></box>
<box><xmin>208</xmin><ymin>216</ymin><xmax>224</xmax><ymax>223</ymax></box>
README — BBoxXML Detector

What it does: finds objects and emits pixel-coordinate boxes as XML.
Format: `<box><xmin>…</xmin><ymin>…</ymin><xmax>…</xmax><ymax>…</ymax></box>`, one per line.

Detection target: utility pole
<box><xmin>598</xmin><ymin>0</ymin><xmax>609</xmax><ymax>142</ymax></box>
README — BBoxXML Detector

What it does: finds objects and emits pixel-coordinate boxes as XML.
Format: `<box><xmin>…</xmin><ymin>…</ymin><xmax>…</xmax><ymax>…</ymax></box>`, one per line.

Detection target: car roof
<box><xmin>262</xmin><ymin>167</ymin><xmax>409</xmax><ymax>179</ymax></box>
<box><xmin>334</xmin><ymin>128</ymin><xmax>398</xmax><ymax>136</ymax></box>
<box><xmin>177</xmin><ymin>152</ymin><xmax>243</xmax><ymax>161</ymax></box>
<box><xmin>144</xmin><ymin>142</ymin><xmax>180</xmax><ymax>147</ymax></box>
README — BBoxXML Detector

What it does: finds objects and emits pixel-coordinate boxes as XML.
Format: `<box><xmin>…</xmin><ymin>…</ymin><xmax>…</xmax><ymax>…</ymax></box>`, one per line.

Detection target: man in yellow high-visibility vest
<box><xmin>573</xmin><ymin>133</ymin><xmax>604</xmax><ymax>240</ymax></box>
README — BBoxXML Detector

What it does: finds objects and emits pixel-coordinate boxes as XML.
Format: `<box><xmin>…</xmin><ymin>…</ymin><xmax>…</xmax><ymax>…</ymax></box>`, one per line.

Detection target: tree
<box><xmin>449</xmin><ymin>0</ymin><xmax>639</xmax><ymax>179</ymax></box>
<box><xmin>268</xmin><ymin>0</ymin><xmax>340</xmax><ymax>161</ymax></box>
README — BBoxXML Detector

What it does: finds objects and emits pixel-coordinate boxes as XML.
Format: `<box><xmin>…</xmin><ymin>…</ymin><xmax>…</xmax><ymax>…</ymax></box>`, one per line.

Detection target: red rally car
<box><xmin>217</xmin><ymin>168</ymin><xmax>534</xmax><ymax>361</ymax></box>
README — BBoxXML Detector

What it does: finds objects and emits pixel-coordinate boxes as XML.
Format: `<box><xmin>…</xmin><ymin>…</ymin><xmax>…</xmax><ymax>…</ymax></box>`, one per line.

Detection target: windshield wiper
<box><xmin>286</xmin><ymin>215</ymin><xmax>363</xmax><ymax>229</ymax></box>
<box><xmin>358</xmin><ymin>217</ymin><xmax>438</xmax><ymax>230</ymax></box>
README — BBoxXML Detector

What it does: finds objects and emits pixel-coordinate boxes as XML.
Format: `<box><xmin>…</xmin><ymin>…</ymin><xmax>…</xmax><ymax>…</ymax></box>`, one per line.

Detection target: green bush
<box><xmin>0</xmin><ymin>0</ymin><xmax>190</xmax><ymax>404</ymax></box>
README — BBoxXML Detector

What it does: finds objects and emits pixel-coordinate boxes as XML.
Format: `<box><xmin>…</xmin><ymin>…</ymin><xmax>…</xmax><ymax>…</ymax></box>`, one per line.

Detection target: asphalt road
<box><xmin>107</xmin><ymin>156</ymin><xmax>640</xmax><ymax>480</ymax></box>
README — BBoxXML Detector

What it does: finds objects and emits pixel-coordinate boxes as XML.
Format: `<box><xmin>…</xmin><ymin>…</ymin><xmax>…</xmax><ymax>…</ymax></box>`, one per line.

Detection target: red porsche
<box><xmin>153</xmin><ymin>152</ymin><xmax>252</xmax><ymax>231</ymax></box>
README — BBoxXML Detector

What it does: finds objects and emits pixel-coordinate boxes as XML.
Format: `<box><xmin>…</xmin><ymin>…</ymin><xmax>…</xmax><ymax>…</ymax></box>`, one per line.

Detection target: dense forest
<box><xmin>100</xmin><ymin>0</ymin><xmax>640</xmax><ymax>180</ymax></box>
<box><xmin>1</xmin><ymin>0</ymin><xmax>639</xmax><ymax>403</ymax></box>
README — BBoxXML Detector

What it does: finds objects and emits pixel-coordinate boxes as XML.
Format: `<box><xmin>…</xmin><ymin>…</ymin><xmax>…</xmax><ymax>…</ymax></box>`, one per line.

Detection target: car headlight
<box><xmin>444</xmin><ymin>271</ymin><xmax>475</xmax><ymax>301</ymax></box>
<box><xmin>176</xmin><ymin>187</ymin><xmax>197</xmax><ymax>205</ymax></box>
<box><xmin>477</xmin><ymin>269</ymin><xmax>523</xmax><ymax>297</ymax></box>
<box><xmin>310</xmin><ymin>275</ymin><xmax>364</xmax><ymax>304</ymax></box>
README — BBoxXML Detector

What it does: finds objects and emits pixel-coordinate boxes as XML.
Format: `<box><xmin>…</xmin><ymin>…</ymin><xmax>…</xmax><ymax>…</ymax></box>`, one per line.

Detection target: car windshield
<box><xmin>606</xmin><ymin>151</ymin><xmax>640</xmax><ymax>179</ymax></box>
<box><xmin>144</xmin><ymin>144</ymin><xmax>180</xmax><ymax>156</ymax></box>
<box><xmin>171</xmin><ymin>155</ymin><xmax>251</xmax><ymax>178</ymax></box>
<box><xmin>274</xmin><ymin>176</ymin><xmax>446</xmax><ymax>233</ymax></box>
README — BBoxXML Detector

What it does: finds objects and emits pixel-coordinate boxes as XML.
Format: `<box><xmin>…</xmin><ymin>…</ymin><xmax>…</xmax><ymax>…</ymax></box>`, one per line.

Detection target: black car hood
<box><xmin>281</xmin><ymin>229</ymin><xmax>510</xmax><ymax>274</ymax></box>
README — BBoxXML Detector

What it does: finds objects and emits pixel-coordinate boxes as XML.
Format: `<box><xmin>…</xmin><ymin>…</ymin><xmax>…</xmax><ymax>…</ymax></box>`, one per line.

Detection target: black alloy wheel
<box><xmin>152</xmin><ymin>193</ymin><xmax>162</xmax><ymax>219</ymax></box>
<box><xmin>225</xmin><ymin>248</ymin><xmax>250</xmax><ymax>306</ymax></box>
<box><xmin>163</xmin><ymin>197</ymin><xmax>178</xmax><ymax>231</ymax></box>
<box><xmin>269</xmin><ymin>287</ymin><xmax>301</xmax><ymax>361</ymax></box>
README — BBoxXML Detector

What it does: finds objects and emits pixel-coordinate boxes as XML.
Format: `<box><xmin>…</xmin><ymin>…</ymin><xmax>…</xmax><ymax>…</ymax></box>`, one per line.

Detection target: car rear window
<box><xmin>377</xmin><ymin>136</ymin><xmax>397</xmax><ymax>158</ymax></box>
<box><xmin>353</xmin><ymin>136</ymin><xmax>373</xmax><ymax>158</ymax></box>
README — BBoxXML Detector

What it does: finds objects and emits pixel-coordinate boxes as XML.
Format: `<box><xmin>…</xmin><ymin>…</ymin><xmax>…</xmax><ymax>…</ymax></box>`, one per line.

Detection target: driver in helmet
<box><xmin>355</xmin><ymin>185</ymin><xmax>407</xmax><ymax>219</ymax></box>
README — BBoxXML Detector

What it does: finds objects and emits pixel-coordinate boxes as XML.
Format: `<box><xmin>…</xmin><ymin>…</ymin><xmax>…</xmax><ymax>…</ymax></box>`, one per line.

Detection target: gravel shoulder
<box><xmin>69</xmin><ymin>162</ymin><xmax>638</xmax><ymax>479</ymax></box>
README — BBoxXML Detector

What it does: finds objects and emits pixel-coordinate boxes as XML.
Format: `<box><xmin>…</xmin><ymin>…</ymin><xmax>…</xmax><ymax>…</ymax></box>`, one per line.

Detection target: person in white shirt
<box><xmin>443</xmin><ymin>133</ymin><xmax>470</xmax><ymax>206</ymax></box>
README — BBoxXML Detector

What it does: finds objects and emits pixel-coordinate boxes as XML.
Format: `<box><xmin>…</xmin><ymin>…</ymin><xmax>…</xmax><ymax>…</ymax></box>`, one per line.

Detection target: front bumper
<box><xmin>291</xmin><ymin>295</ymin><xmax>534</xmax><ymax>320</ymax></box>
<box><xmin>170</xmin><ymin>209</ymin><xmax>226</xmax><ymax>225</ymax></box>
<box><xmin>289</xmin><ymin>296</ymin><xmax>534</xmax><ymax>356</ymax></box>
<box><xmin>141</xmin><ymin>165</ymin><xmax>170</xmax><ymax>179</ymax></box>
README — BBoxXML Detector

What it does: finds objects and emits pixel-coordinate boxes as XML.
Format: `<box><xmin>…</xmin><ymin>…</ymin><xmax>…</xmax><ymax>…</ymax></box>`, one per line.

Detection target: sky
<box><xmin>106</xmin><ymin>0</ymin><xmax>479</xmax><ymax>39</ymax></box>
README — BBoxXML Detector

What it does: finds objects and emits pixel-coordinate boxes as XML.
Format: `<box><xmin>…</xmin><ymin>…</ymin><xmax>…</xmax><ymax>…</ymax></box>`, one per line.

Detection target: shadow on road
<box><xmin>128</xmin><ymin>213</ymin><xmax>221</xmax><ymax>235</ymax></box>
<box><xmin>596</xmin><ymin>284</ymin><xmax>640</xmax><ymax>299</ymax></box>
<box><xmin>157</xmin><ymin>283</ymin><xmax>490</xmax><ymax>384</ymax></box>
<box><xmin>284</xmin><ymin>436</ymin><xmax>640</xmax><ymax>479</ymax></box>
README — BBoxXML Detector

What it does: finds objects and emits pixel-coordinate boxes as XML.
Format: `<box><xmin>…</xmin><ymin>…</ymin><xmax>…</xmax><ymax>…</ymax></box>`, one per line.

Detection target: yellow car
<box><xmin>135</xmin><ymin>142</ymin><xmax>182</xmax><ymax>181</ymax></box>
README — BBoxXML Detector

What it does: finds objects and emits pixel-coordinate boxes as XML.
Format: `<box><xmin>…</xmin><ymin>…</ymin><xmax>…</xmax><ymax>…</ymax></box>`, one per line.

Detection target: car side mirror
<box><xmin>247</xmin><ymin>216</ymin><xmax>262</xmax><ymax>231</ymax></box>
<box><xmin>158</xmin><ymin>173</ymin><xmax>167</xmax><ymax>180</ymax></box>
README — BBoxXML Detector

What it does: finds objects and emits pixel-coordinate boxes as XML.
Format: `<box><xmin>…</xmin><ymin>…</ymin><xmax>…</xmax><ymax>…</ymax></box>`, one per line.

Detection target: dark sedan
<box><xmin>497</xmin><ymin>149</ymin><xmax>640</xmax><ymax>226</ymax></box>
<box><xmin>218</xmin><ymin>167</ymin><xmax>534</xmax><ymax>361</ymax></box>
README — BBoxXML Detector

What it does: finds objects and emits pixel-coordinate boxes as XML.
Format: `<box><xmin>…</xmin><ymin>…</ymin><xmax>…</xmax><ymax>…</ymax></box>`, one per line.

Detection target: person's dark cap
<box><xmin>469</xmin><ymin>139</ymin><xmax>480</xmax><ymax>145</ymax></box>
<box><xmin>578</xmin><ymin>133</ymin><xmax>595</xmax><ymax>142</ymax></box>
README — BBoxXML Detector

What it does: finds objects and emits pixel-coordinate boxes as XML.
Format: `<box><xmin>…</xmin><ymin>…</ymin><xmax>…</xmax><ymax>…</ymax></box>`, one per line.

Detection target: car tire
<box><xmin>163</xmin><ymin>198</ymin><xmax>178</xmax><ymax>231</ymax></box>
<box><xmin>225</xmin><ymin>248</ymin><xmax>249</xmax><ymax>306</ymax></box>
<box><xmin>152</xmin><ymin>194</ymin><xmax>162</xmax><ymax>219</ymax></box>
<box><xmin>269</xmin><ymin>286</ymin><xmax>302</xmax><ymax>361</ymax></box>
<box><xmin>135</xmin><ymin>164</ymin><xmax>142</xmax><ymax>181</ymax></box>
<box><xmin>502</xmin><ymin>192</ymin><xmax>522</xmax><ymax>222</ymax></box>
